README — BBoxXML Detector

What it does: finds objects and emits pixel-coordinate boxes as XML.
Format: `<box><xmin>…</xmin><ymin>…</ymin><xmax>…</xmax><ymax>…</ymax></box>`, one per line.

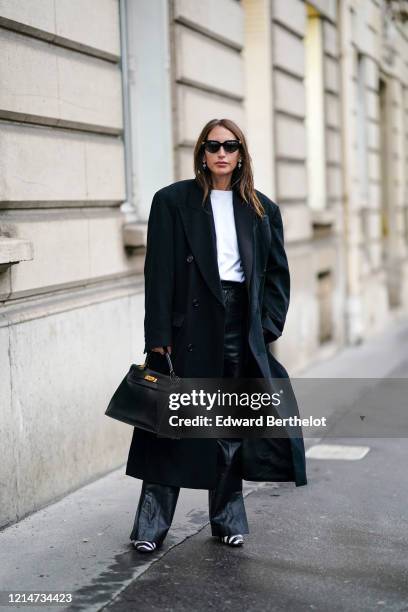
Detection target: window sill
<box><xmin>122</xmin><ymin>222</ymin><xmax>148</xmax><ymax>249</ymax></box>
<box><xmin>311</xmin><ymin>209</ymin><xmax>336</xmax><ymax>239</ymax></box>
<box><xmin>0</xmin><ymin>237</ymin><xmax>33</xmax><ymax>266</ymax></box>
<box><xmin>310</xmin><ymin>209</ymin><xmax>335</xmax><ymax>227</ymax></box>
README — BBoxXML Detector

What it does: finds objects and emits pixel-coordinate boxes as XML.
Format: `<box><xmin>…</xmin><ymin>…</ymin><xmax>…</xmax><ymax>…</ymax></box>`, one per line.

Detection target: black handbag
<box><xmin>105</xmin><ymin>350</ymin><xmax>182</xmax><ymax>438</ymax></box>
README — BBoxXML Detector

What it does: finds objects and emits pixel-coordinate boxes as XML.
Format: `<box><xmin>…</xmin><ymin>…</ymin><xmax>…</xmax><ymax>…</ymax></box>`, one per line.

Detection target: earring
<box><xmin>238</xmin><ymin>159</ymin><xmax>242</xmax><ymax>169</ymax></box>
<box><xmin>202</xmin><ymin>159</ymin><xmax>207</xmax><ymax>169</ymax></box>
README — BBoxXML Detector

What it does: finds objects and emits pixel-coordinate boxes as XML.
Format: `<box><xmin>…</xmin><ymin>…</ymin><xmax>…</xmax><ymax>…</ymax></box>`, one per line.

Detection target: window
<box><xmin>317</xmin><ymin>270</ymin><xmax>333</xmax><ymax>344</ymax></box>
<box><xmin>119</xmin><ymin>0</ymin><xmax>174</xmax><ymax>220</ymax></box>
<box><xmin>305</xmin><ymin>4</ymin><xmax>327</xmax><ymax>211</ymax></box>
<box><xmin>356</xmin><ymin>52</ymin><xmax>369</xmax><ymax>204</ymax></box>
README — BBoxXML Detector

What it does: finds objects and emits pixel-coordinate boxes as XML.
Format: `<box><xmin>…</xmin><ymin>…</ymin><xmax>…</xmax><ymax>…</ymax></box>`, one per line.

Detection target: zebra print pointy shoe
<box><xmin>220</xmin><ymin>534</ymin><xmax>244</xmax><ymax>547</ymax></box>
<box><xmin>132</xmin><ymin>540</ymin><xmax>157</xmax><ymax>553</ymax></box>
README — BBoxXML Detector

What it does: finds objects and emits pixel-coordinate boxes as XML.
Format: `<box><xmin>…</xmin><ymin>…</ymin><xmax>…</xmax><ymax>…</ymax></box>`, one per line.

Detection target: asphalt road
<box><xmin>103</xmin><ymin>434</ymin><xmax>408</xmax><ymax>612</ymax></box>
<box><xmin>100</xmin><ymin>332</ymin><xmax>408</xmax><ymax>612</ymax></box>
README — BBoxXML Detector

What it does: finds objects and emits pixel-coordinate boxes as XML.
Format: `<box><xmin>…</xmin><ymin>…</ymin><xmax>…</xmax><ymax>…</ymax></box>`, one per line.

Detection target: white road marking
<box><xmin>306</xmin><ymin>443</ymin><xmax>370</xmax><ymax>460</ymax></box>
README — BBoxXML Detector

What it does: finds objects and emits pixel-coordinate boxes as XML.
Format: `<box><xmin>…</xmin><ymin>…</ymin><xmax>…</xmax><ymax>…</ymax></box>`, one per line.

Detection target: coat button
<box><xmin>186</xmin><ymin>254</ymin><xmax>194</xmax><ymax>263</ymax></box>
<box><xmin>192</xmin><ymin>298</ymin><xmax>199</xmax><ymax>308</ymax></box>
<box><xmin>187</xmin><ymin>343</ymin><xmax>194</xmax><ymax>351</ymax></box>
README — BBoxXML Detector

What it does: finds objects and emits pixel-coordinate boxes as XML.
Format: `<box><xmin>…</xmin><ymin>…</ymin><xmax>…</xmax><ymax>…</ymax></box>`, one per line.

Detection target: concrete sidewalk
<box><xmin>1</xmin><ymin>316</ymin><xmax>407</xmax><ymax>612</ymax></box>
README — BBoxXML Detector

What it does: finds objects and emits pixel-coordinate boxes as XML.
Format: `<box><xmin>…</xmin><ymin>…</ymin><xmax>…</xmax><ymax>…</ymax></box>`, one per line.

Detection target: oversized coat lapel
<box><xmin>178</xmin><ymin>180</ymin><xmax>257</xmax><ymax>307</ymax></box>
<box><xmin>232</xmin><ymin>188</ymin><xmax>256</xmax><ymax>298</ymax></box>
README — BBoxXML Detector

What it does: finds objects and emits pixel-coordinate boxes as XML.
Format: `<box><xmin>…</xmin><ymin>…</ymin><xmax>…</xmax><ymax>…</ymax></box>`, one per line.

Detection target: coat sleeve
<box><xmin>143</xmin><ymin>190</ymin><xmax>174</xmax><ymax>353</ymax></box>
<box><xmin>261</xmin><ymin>204</ymin><xmax>290</xmax><ymax>343</ymax></box>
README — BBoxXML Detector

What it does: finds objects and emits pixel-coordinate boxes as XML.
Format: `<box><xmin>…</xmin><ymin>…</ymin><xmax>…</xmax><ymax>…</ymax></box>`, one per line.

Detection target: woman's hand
<box><xmin>151</xmin><ymin>346</ymin><xmax>172</xmax><ymax>355</ymax></box>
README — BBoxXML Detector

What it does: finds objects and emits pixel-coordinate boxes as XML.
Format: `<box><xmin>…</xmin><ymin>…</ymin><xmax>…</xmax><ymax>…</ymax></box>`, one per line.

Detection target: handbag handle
<box><xmin>144</xmin><ymin>349</ymin><xmax>180</xmax><ymax>382</ymax></box>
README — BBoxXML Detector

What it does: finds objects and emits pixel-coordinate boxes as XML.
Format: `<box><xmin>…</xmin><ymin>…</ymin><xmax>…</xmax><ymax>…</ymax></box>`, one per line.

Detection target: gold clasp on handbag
<box><xmin>144</xmin><ymin>374</ymin><xmax>158</xmax><ymax>382</ymax></box>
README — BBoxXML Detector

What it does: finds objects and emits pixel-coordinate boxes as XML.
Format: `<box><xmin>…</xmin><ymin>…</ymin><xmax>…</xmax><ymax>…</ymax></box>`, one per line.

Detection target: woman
<box><xmin>126</xmin><ymin>118</ymin><xmax>307</xmax><ymax>552</ymax></box>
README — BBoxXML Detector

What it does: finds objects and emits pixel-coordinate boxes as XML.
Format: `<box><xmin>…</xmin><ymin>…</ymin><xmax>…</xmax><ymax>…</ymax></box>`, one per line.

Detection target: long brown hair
<box><xmin>193</xmin><ymin>118</ymin><xmax>265</xmax><ymax>218</ymax></box>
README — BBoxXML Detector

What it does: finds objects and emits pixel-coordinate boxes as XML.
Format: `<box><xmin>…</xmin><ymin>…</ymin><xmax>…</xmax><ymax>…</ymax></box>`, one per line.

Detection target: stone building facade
<box><xmin>0</xmin><ymin>0</ymin><xmax>407</xmax><ymax>526</ymax></box>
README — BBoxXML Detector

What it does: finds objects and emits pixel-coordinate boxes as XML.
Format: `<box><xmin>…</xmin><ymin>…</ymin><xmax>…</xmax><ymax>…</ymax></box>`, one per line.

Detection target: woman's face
<box><xmin>203</xmin><ymin>126</ymin><xmax>241</xmax><ymax>182</ymax></box>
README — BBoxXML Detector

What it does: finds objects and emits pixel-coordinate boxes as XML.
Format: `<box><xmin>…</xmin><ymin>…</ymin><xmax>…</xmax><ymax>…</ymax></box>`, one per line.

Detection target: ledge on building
<box><xmin>0</xmin><ymin>237</ymin><xmax>33</xmax><ymax>265</ymax></box>
<box><xmin>311</xmin><ymin>209</ymin><xmax>336</xmax><ymax>238</ymax></box>
<box><xmin>122</xmin><ymin>222</ymin><xmax>148</xmax><ymax>250</ymax></box>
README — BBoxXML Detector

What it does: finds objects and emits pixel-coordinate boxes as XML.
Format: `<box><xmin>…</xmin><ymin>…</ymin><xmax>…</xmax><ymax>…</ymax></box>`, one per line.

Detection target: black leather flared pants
<box><xmin>130</xmin><ymin>279</ymin><xmax>250</xmax><ymax>544</ymax></box>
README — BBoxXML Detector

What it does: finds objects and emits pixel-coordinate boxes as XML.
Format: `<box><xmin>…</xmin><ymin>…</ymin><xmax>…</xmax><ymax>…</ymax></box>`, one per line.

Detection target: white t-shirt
<box><xmin>210</xmin><ymin>189</ymin><xmax>245</xmax><ymax>282</ymax></box>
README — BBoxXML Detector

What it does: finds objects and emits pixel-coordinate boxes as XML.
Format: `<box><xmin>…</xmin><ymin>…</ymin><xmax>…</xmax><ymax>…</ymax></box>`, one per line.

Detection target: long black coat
<box><xmin>126</xmin><ymin>178</ymin><xmax>307</xmax><ymax>489</ymax></box>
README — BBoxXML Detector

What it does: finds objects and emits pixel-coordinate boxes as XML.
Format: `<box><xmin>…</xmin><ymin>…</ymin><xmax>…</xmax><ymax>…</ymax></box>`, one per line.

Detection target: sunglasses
<box><xmin>201</xmin><ymin>139</ymin><xmax>241</xmax><ymax>154</ymax></box>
